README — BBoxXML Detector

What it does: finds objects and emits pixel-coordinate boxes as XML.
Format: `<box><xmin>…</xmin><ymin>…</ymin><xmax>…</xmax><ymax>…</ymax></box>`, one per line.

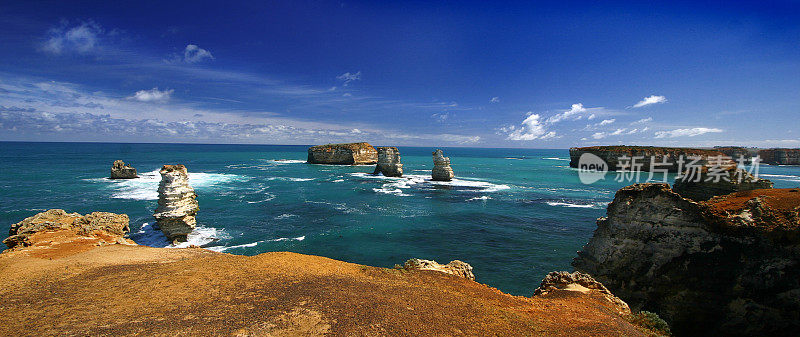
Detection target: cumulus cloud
<box><xmin>184</xmin><ymin>44</ymin><xmax>214</xmax><ymax>63</ymax></box>
<box><xmin>654</xmin><ymin>127</ymin><xmax>722</xmax><ymax>138</ymax></box>
<box><xmin>42</xmin><ymin>21</ymin><xmax>104</xmax><ymax>54</ymax></box>
<box><xmin>490</xmin><ymin>97</ymin><xmax>500</xmax><ymax>103</ymax></box>
<box><xmin>336</xmin><ymin>71</ymin><xmax>361</xmax><ymax>86</ymax></box>
<box><xmin>631</xmin><ymin>117</ymin><xmax>653</xmax><ymax>124</ymax></box>
<box><xmin>632</xmin><ymin>95</ymin><xmax>667</xmax><ymax>108</ymax></box>
<box><xmin>505</xmin><ymin>113</ymin><xmax>551</xmax><ymax>140</ymax></box>
<box><xmin>598</xmin><ymin>119</ymin><xmax>615</xmax><ymax>126</ymax></box>
<box><xmin>546</xmin><ymin>103</ymin><xmax>587</xmax><ymax>124</ymax></box>
<box><xmin>129</xmin><ymin>88</ymin><xmax>174</xmax><ymax>102</ymax></box>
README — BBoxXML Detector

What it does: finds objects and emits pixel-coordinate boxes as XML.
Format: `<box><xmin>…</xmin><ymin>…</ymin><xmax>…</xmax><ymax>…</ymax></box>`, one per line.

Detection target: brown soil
<box><xmin>0</xmin><ymin>243</ymin><xmax>650</xmax><ymax>336</ymax></box>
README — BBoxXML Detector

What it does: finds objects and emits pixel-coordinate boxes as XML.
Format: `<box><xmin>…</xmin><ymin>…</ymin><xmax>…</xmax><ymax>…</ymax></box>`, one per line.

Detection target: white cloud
<box><xmin>592</xmin><ymin>132</ymin><xmax>606</xmax><ymax>139</ymax></box>
<box><xmin>129</xmin><ymin>88</ymin><xmax>174</xmax><ymax>102</ymax></box>
<box><xmin>598</xmin><ymin>119</ymin><xmax>615</xmax><ymax>126</ymax></box>
<box><xmin>546</xmin><ymin>103</ymin><xmax>587</xmax><ymax>124</ymax></box>
<box><xmin>336</xmin><ymin>71</ymin><xmax>361</xmax><ymax>86</ymax></box>
<box><xmin>587</xmin><ymin>114</ymin><xmax>596</xmax><ymax>120</ymax></box>
<box><xmin>632</xmin><ymin>95</ymin><xmax>667</xmax><ymax>108</ymax></box>
<box><xmin>184</xmin><ymin>44</ymin><xmax>214</xmax><ymax>63</ymax></box>
<box><xmin>432</xmin><ymin>112</ymin><xmax>450</xmax><ymax>122</ymax></box>
<box><xmin>654</xmin><ymin>127</ymin><xmax>722</xmax><ymax>138</ymax></box>
<box><xmin>506</xmin><ymin>113</ymin><xmax>549</xmax><ymax>140</ymax></box>
<box><xmin>42</xmin><ymin>21</ymin><xmax>104</xmax><ymax>54</ymax></box>
<box><xmin>490</xmin><ymin>97</ymin><xmax>500</xmax><ymax>103</ymax></box>
<box><xmin>631</xmin><ymin>117</ymin><xmax>653</xmax><ymax>124</ymax></box>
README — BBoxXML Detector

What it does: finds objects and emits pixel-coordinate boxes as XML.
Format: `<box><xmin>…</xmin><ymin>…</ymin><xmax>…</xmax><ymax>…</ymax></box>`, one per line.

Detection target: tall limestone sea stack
<box><xmin>431</xmin><ymin>149</ymin><xmax>454</xmax><ymax>181</ymax></box>
<box><xmin>153</xmin><ymin>165</ymin><xmax>199</xmax><ymax>243</ymax></box>
<box><xmin>109</xmin><ymin>160</ymin><xmax>137</xmax><ymax>179</ymax></box>
<box><xmin>373</xmin><ymin>146</ymin><xmax>403</xmax><ymax>177</ymax></box>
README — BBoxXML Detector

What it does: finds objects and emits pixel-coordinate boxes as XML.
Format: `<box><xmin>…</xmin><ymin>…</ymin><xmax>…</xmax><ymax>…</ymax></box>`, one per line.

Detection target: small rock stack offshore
<box><xmin>431</xmin><ymin>149</ymin><xmax>454</xmax><ymax>181</ymax></box>
<box><xmin>153</xmin><ymin>165</ymin><xmax>199</xmax><ymax>243</ymax></box>
<box><xmin>110</xmin><ymin>160</ymin><xmax>137</xmax><ymax>179</ymax></box>
<box><xmin>373</xmin><ymin>146</ymin><xmax>403</xmax><ymax>177</ymax></box>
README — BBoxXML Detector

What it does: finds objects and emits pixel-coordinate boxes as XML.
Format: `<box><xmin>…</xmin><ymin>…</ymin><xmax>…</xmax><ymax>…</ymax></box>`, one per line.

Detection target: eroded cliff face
<box><xmin>672</xmin><ymin>165</ymin><xmax>773</xmax><ymax>201</ymax></box>
<box><xmin>403</xmin><ymin>258</ymin><xmax>474</xmax><ymax>280</ymax></box>
<box><xmin>431</xmin><ymin>149</ymin><xmax>454</xmax><ymax>181</ymax></box>
<box><xmin>3</xmin><ymin>209</ymin><xmax>133</xmax><ymax>254</ymax></box>
<box><xmin>569</xmin><ymin>146</ymin><xmax>732</xmax><ymax>172</ymax></box>
<box><xmin>373</xmin><ymin>146</ymin><xmax>403</xmax><ymax>177</ymax></box>
<box><xmin>153</xmin><ymin>165</ymin><xmax>199</xmax><ymax>243</ymax></box>
<box><xmin>573</xmin><ymin>183</ymin><xmax>800</xmax><ymax>336</ymax></box>
<box><xmin>758</xmin><ymin>148</ymin><xmax>800</xmax><ymax>165</ymax></box>
<box><xmin>307</xmin><ymin>143</ymin><xmax>378</xmax><ymax>165</ymax></box>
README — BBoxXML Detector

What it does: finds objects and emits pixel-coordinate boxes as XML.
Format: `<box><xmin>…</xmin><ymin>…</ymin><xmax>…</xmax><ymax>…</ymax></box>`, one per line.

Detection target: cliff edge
<box><xmin>573</xmin><ymin>184</ymin><xmax>800</xmax><ymax>336</ymax></box>
<box><xmin>0</xmin><ymin>209</ymin><xmax>654</xmax><ymax>336</ymax></box>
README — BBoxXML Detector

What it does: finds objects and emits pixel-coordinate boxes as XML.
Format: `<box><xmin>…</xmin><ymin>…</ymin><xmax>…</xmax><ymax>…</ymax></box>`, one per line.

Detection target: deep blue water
<box><xmin>2</xmin><ymin>141</ymin><xmax>799</xmax><ymax>296</ymax></box>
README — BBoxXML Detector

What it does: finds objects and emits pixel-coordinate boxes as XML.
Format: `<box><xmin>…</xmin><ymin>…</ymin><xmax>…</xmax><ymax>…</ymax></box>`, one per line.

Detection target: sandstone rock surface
<box><xmin>758</xmin><ymin>148</ymin><xmax>800</xmax><ymax>165</ymax></box>
<box><xmin>573</xmin><ymin>183</ymin><xmax>800</xmax><ymax>336</ymax></box>
<box><xmin>372</xmin><ymin>146</ymin><xmax>403</xmax><ymax>177</ymax></box>
<box><xmin>569</xmin><ymin>146</ymin><xmax>732</xmax><ymax>172</ymax></box>
<box><xmin>534</xmin><ymin>271</ymin><xmax>630</xmax><ymax>315</ymax></box>
<box><xmin>3</xmin><ymin>209</ymin><xmax>132</xmax><ymax>251</ymax></box>
<box><xmin>403</xmin><ymin>258</ymin><xmax>474</xmax><ymax>280</ymax></box>
<box><xmin>672</xmin><ymin>165</ymin><xmax>773</xmax><ymax>201</ymax></box>
<box><xmin>153</xmin><ymin>165</ymin><xmax>199</xmax><ymax>243</ymax></box>
<box><xmin>307</xmin><ymin>142</ymin><xmax>377</xmax><ymax>165</ymax></box>
<box><xmin>110</xmin><ymin>160</ymin><xmax>137</xmax><ymax>179</ymax></box>
<box><xmin>431</xmin><ymin>149</ymin><xmax>454</xmax><ymax>181</ymax></box>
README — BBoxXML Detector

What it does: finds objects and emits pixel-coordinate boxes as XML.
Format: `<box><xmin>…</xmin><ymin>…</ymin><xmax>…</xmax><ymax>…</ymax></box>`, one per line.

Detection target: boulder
<box><xmin>153</xmin><ymin>165</ymin><xmax>199</xmax><ymax>243</ymax></box>
<box><xmin>672</xmin><ymin>165</ymin><xmax>773</xmax><ymax>201</ymax></box>
<box><xmin>431</xmin><ymin>149</ymin><xmax>454</xmax><ymax>181</ymax></box>
<box><xmin>110</xmin><ymin>160</ymin><xmax>138</xmax><ymax>179</ymax></box>
<box><xmin>372</xmin><ymin>147</ymin><xmax>403</xmax><ymax>177</ymax></box>
<box><xmin>573</xmin><ymin>183</ymin><xmax>800</xmax><ymax>336</ymax></box>
<box><xmin>533</xmin><ymin>271</ymin><xmax>630</xmax><ymax>315</ymax></box>
<box><xmin>403</xmin><ymin>258</ymin><xmax>474</xmax><ymax>280</ymax></box>
<box><xmin>4</xmin><ymin>209</ymin><xmax>132</xmax><ymax>250</ymax></box>
<box><xmin>307</xmin><ymin>143</ymin><xmax>378</xmax><ymax>165</ymax></box>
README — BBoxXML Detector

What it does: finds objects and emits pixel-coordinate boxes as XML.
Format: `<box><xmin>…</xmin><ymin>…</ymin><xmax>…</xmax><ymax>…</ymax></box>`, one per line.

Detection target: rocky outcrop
<box><xmin>431</xmin><ymin>149</ymin><xmax>454</xmax><ymax>181</ymax></box>
<box><xmin>573</xmin><ymin>183</ymin><xmax>800</xmax><ymax>336</ymax></box>
<box><xmin>534</xmin><ymin>271</ymin><xmax>631</xmax><ymax>315</ymax></box>
<box><xmin>714</xmin><ymin>146</ymin><xmax>758</xmax><ymax>160</ymax></box>
<box><xmin>307</xmin><ymin>143</ymin><xmax>378</xmax><ymax>165</ymax></box>
<box><xmin>3</xmin><ymin>209</ymin><xmax>132</xmax><ymax>251</ymax></box>
<box><xmin>403</xmin><ymin>258</ymin><xmax>474</xmax><ymax>280</ymax></box>
<box><xmin>372</xmin><ymin>147</ymin><xmax>403</xmax><ymax>177</ymax></box>
<box><xmin>110</xmin><ymin>160</ymin><xmax>137</xmax><ymax>179</ymax></box>
<box><xmin>672</xmin><ymin>165</ymin><xmax>773</xmax><ymax>201</ymax></box>
<box><xmin>569</xmin><ymin>146</ymin><xmax>732</xmax><ymax>172</ymax></box>
<box><xmin>153</xmin><ymin>165</ymin><xmax>199</xmax><ymax>243</ymax></box>
<box><xmin>758</xmin><ymin>148</ymin><xmax>800</xmax><ymax>165</ymax></box>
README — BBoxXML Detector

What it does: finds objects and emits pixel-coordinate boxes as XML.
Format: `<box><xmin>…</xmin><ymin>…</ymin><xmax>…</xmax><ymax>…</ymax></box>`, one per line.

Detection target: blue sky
<box><xmin>0</xmin><ymin>0</ymin><xmax>798</xmax><ymax>147</ymax></box>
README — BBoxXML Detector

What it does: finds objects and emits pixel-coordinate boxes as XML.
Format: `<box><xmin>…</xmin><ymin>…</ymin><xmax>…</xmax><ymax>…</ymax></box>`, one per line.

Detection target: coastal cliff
<box><xmin>153</xmin><ymin>165</ymin><xmax>199</xmax><ymax>243</ymax></box>
<box><xmin>573</xmin><ymin>183</ymin><xmax>800</xmax><ymax>336</ymax></box>
<box><xmin>671</xmin><ymin>165</ymin><xmax>773</xmax><ymax>201</ymax></box>
<box><xmin>758</xmin><ymin>148</ymin><xmax>800</xmax><ymax>165</ymax></box>
<box><xmin>569</xmin><ymin>146</ymin><xmax>731</xmax><ymax>172</ymax></box>
<box><xmin>0</xmin><ymin>210</ymin><xmax>658</xmax><ymax>336</ymax></box>
<box><xmin>307</xmin><ymin>142</ymin><xmax>378</xmax><ymax>165</ymax></box>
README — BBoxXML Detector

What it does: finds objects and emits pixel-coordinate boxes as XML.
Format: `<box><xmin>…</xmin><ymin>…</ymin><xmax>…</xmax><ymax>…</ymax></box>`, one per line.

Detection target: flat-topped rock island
<box><xmin>307</xmin><ymin>142</ymin><xmax>378</xmax><ymax>165</ymax></box>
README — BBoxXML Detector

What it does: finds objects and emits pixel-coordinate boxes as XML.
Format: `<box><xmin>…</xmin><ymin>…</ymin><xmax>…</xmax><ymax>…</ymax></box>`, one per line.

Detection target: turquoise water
<box><xmin>2</xmin><ymin>142</ymin><xmax>799</xmax><ymax>296</ymax></box>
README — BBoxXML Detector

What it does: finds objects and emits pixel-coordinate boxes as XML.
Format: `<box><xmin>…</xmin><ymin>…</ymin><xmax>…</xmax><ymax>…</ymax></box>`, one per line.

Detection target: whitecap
<box><xmin>88</xmin><ymin>169</ymin><xmax>249</xmax><ymax>200</ymax></box>
<box><xmin>545</xmin><ymin>201</ymin><xmax>607</xmax><ymax>209</ymax></box>
<box><xmin>263</xmin><ymin>159</ymin><xmax>307</xmax><ymax>164</ymax></box>
<box><xmin>246</xmin><ymin>192</ymin><xmax>276</xmax><ymax>204</ymax></box>
<box><xmin>132</xmin><ymin>222</ymin><xmax>229</xmax><ymax>248</ymax></box>
<box><xmin>275</xmin><ymin>213</ymin><xmax>298</xmax><ymax>219</ymax></box>
<box><xmin>543</xmin><ymin>157</ymin><xmax>570</xmax><ymax>161</ymax></box>
<box><xmin>467</xmin><ymin>196</ymin><xmax>492</xmax><ymax>201</ymax></box>
<box><xmin>207</xmin><ymin>241</ymin><xmax>261</xmax><ymax>252</ymax></box>
<box><xmin>268</xmin><ymin>236</ymin><xmax>305</xmax><ymax>242</ymax></box>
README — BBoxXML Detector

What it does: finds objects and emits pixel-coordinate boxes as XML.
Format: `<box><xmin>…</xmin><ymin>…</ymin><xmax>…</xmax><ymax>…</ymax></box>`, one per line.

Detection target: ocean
<box><xmin>2</xmin><ymin>141</ymin><xmax>799</xmax><ymax>296</ymax></box>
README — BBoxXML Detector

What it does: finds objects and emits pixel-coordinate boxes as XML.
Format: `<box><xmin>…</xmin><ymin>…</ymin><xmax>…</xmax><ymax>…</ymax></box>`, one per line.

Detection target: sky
<box><xmin>0</xmin><ymin>0</ymin><xmax>798</xmax><ymax>148</ymax></box>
